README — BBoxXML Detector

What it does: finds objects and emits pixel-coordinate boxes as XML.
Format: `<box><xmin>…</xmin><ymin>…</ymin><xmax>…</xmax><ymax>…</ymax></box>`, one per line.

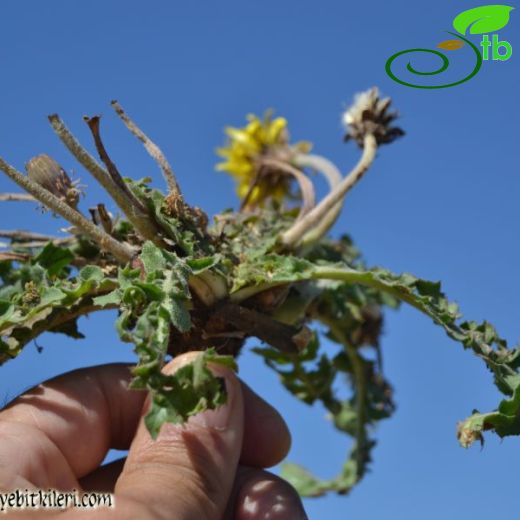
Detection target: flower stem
<box><xmin>293</xmin><ymin>153</ymin><xmax>342</xmax><ymax>187</ymax></box>
<box><xmin>48</xmin><ymin>114</ymin><xmax>163</xmax><ymax>245</ymax></box>
<box><xmin>281</xmin><ymin>134</ymin><xmax>377</xmax><ymax>248</ymax></box>
<box><xmin>0</xmin><ymin>193</ymin><xmax>36</xmax><ymax>202</ymax></box>
<box><xmin>111</xmin><ymin>100</ymin><xmax>181</xmax><ymax>196</ymax></box>
<box><xmin>83</xmin><ymin>116</ymin><xmax>148</xmax><ymax>214</ymax></box>
<box><xmin>0</xmin><ymin>229</ymin><xmax>70</xmax><ymax>243</ymax></box>
<box><xmin>258</xmin><ymin>157</ymin><xmax>316</xmax><ymax>219</ymax></box>
<box><xmin>293</xmin><ymin>153</ymin><xmax>344</xmax><ymax>246</ymax></box>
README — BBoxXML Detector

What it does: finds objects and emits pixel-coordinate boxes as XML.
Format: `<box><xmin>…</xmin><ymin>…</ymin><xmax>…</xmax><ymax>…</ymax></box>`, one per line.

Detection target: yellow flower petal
<box><xmin>266</xmin><ymin>117</ymin><xmax>287</xmax><ymax>144</ymax></box>
<box><xmin>217</xmin><ymin>111</ymin><xmax>298</xmax><ymax>206</ymax></box>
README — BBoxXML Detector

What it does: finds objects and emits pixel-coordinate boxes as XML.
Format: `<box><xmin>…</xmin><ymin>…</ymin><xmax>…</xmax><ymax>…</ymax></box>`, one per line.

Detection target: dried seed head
<box><xmin>342</xmin><ymin>87</ymin><xmax>404</xmax><ymax>147</ymax></box>
<box><xmin>25</xmin><ymin>154</ymin><xmax>81</xmax><ymax>209</ymax></box>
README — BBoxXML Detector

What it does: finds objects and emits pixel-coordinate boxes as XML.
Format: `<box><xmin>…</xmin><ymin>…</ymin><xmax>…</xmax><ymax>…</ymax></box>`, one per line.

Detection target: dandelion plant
<box><xmin>1</xmin><ymin>88</ymin><xmax>519</xmax><ymax>498</ymax></box>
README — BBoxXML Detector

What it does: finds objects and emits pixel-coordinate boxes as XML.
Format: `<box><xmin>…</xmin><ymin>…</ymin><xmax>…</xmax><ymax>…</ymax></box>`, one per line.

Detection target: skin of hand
<box><xmin>0</xmin><ymin>352</ymin><xmax>308</xmax><ymax>519</ymax></box>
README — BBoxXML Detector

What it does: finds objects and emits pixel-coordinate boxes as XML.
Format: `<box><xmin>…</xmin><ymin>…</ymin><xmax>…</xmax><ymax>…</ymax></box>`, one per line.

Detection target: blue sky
<box><xmin>0</xmin><ymin>1</ymin><xmax>519</xmax><ymax>518</ymax></box>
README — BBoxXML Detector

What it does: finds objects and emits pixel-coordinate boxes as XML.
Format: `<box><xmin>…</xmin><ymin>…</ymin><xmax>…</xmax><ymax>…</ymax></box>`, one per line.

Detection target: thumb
<box><xmin>115</xmin><ymin>352</ymin><xmax>244</xmax><ymax>520</ymax></box>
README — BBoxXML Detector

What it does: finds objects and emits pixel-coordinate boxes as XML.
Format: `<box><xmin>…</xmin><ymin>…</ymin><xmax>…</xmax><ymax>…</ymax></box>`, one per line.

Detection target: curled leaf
<box><xmin>453</xmin><ymin>5</ymin><xmax>514</xmax><ymax>35</ymax></box>
<box><xmin>458</xmin><ymin>380</ymin><xmax>520</xmax><ymax>448</ymax></box>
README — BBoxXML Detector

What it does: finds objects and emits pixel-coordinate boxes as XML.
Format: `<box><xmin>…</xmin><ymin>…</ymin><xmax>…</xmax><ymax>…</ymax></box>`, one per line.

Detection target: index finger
<box><xmin>0</xmin><ymin>363</ymin><xmax>146</xmax><ymax>483</ymax></box>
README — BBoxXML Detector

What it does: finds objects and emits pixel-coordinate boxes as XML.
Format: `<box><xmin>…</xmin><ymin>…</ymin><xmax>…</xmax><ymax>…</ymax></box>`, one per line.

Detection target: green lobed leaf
<box><xmin>112</xmin><ymin>251</ymin><xmax>237</xmax><ymax>439</ymax></box>
<box><xmin>165</xmin><ymin>298</ymin><xmax>191</xmax><ymax>333</ymax></box>
<box><xmin>78</xmin><ymin>265</ymin><xmax>104</xmax><ymax>282</ymax></box>
<box><xmin>140</xmin><ymin>241</ymin><xmax>167</xmax><ymax>274</ymax></box>
<box><xmin>33</xmin><ymin>243</ymin><xmax>74</xmax><ymax>277</ymax></box>
<box><xmin>92</xmin><ymin>290</ymin><xmax>121</xmax><ymax>307</ymax></box>
<box><xmin>280</xmin><ymin>463</ymin><xmax>331</xmax><ymax>497</ymax></box>
<box><xmin>231</xmin><ymin>254</ymin><xmax>314</xmax><ymax>295</ymax></box>
<box><xmin>311</xmin><ymin>264</ymin><xmax>520</xmax><ymax>394</ymax></box>
<box><xmin>254</xmin><ymin>307</ymin><xmax>392</xmax><ymax>496</ymax></box>
<box><xmin>143</xmin><ymin>348</ymin><xmax>236</xmax><ymax>439</ymax></box>
<box><xmin>186</xmin><ymin>255</ymin><xmax>221</xmax><ymax>274</ymax></box>
<box><xmin>0</xmin><ymin>261</ymin><xmax>118</xmax><ymax>363</ymax></box>
<box><xmin>238</xmin><ymin>252</ymin><xmax>520</xmax><ymax>453</ymax></box>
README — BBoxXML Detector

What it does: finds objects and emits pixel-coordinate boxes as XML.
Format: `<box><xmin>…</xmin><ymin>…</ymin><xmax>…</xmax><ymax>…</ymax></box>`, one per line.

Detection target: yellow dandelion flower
<box><xmin>216</xmin><ymin>111</ymin><xmax>311</xmax><ymax>207</ymax></box>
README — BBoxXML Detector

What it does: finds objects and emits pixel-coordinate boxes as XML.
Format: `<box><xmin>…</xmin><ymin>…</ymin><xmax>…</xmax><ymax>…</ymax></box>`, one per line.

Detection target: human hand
<box><xmin>0</xmin><ymin>352</ymin><xmax>308</xmax><ymax>519</ymax></box>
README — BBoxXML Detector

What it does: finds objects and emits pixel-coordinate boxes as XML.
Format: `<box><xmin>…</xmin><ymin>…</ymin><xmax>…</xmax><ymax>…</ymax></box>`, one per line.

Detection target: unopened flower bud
<box><xmin>25</xmin><ymin>154</ymin><xmax>80</xmax><ymax>209</ymax></box>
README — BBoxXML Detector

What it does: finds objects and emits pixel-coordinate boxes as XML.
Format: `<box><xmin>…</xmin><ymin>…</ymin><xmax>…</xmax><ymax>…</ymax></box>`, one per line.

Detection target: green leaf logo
<box><xmin>453</xmin><ymin>5</ymin><xmax>514</xmax><ymax>35</ymax></box>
